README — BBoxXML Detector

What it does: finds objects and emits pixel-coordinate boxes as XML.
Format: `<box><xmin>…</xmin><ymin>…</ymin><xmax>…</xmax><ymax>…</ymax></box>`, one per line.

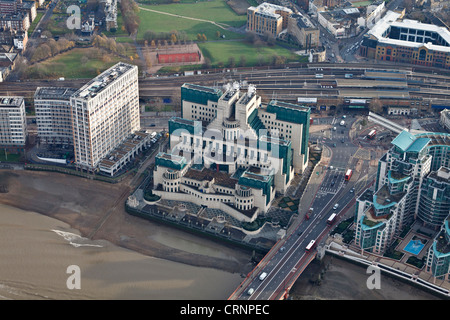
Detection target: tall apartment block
<box><xmin>247</xmin><ymin>2</ymin><xmax>292</xmax><ymax>37</ymax></box>
<box><xmin>34</xmin><ymin>87</ymin><xmax>77</xmax><ymax>145</ymax></box>
<box><xmin>0</xmin><ymin>96</ymin><xmax>26</xmax><ymax>152</ymax></box>
<box><xmin>354</xmin><ymin>130</ymin><xmax>450</xmax><ymax>280</ymax></box>
<box><xmin>426</xmin><ymin>213</ymin><xmax>450</xmax><ymax>281</ymax></box>
<box><xmin>70</xmin><ymin>62</ymin><xmax>140</xmax><ymax>171</ymax></box>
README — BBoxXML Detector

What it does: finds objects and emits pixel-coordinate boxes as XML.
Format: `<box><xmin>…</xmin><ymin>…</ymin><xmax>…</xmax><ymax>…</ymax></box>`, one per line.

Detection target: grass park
<box><xmin>137</xmin><ymin>0</ymin><xmax>247</xmax><ymax>41</ymax></box>
<box><xmin>21</xmin><ymin>0</ymin><xmax>307</xmax><ymax>79</ymax></box>
<box><xmin>198</xmin><ymin>41</ymin><xmax>306</xmax><ymax>68</ymax></box>
<box><xmin>25</xmin><ymin>47</ymin><xmax>133</xmax><ymax>79</ymax></box>
<box><xmin>137</xmin><ymin>0</ymin><xmax>307</xmax><ymax>70</ymax></box>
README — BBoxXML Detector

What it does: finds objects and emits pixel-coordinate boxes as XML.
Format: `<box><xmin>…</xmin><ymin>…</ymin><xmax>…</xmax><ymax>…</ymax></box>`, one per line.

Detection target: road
<box><xmin>230</xmin><ymin>116</ymin><xmax>373</xmax><ymax>300</ymax></box>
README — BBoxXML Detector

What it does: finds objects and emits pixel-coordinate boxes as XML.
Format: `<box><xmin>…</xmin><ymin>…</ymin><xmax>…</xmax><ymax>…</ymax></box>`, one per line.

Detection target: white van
<box><xmin>259</xmin><ymin>272</ymin><xmax>267</xmax><ymax>281</ymax></box>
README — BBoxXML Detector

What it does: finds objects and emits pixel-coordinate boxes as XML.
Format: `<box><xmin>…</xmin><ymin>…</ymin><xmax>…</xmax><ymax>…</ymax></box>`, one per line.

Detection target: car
<box><xmin>350</xmin><ymin>188</ymin><xmax>355</xmax><ymax>193</ymax></box>
<box><xmin>333</xmin><ymin>204</ymin><xmax>339</xmax><ymax>210</ymax></box>
<box><xmin>259</xmin><ymin>272</ymin><xmax>268</xmax><ymax>281</ymax></box>
<box><xmin>331</xmin><ymin>181</ymin><xmax>335</xmax><ymax>186</ymax></box>
<box><xmin>247</xmin><ymin>288</ymin><xmax>254</xmax><ymax>295</ymax></box>
<box><xmin>280</xmin><ymin>246</ymin><xmax>286</xmax><ymax>252</ymax></box>
<box><xmin>298</xmin><ymin>231</ymin><xmax>303</xmax><ymax>236</ymax></box>
<box><xmin>333</xmin><ymin>143</ymin><xmax>336</xmax><ymax>147</ymax></box>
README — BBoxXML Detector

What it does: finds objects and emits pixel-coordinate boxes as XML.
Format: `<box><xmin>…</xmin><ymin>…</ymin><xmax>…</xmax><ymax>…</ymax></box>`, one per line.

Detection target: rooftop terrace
<box><xmin>73</xmin><ymin>62</ymin><xmax>135</xmax><ymax>100</ymax></box>
<box><xmin>34</xmin><ymin>87</ymin><xmax>78</xmax><ymax>101</ymax></box>
<box><xmin>0</xmin><ymin>96</ymin><xmax>23</xmax><ymax>108</ymax></box>
<box><xmin>183</xmin><ymin>167</ymin><xmax>238</xmax><ymax>189</ymax></box>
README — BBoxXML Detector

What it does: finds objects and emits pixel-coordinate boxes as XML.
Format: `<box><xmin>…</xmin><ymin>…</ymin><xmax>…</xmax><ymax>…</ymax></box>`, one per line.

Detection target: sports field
<box><xmin>137</xmin><ymin>0</ymin><xmax>247</xmax><ymax>40</ymax></box>
<box><xmin>198</xmin><ymin>41</ymin><xmax>306</xmax><ymax>67</ymax></box>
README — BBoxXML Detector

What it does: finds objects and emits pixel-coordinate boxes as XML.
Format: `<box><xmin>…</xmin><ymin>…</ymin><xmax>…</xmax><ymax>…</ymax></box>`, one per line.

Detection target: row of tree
<box><xmin>143</xmin><ymin>30</ymin><xmax>189</xmax><ymax>43</ymax></box>
<box><xmin>30</xmin><ymin>38</ymin><xmax>75</xmax><ymax>63</ymax></box>
<box><xmin>203</xmin><ymin>53</ymin><xmax>287</xmax><ymax>69</ymax></box>
<box><xmin>92</xmin><ymin>34</ymin><xmax>132</xmax><ymax>57</ymax></box>
<box><xmin>121</xmin><ymin>0</ymin><xmax>141</xmax><ymax>35</ymax></box>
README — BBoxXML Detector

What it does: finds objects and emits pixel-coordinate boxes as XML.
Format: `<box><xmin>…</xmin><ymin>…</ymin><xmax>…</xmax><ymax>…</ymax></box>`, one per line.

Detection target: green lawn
<box><xmin>26</xmin><ymin>48</ymin><xmax>132</xmax><ymax>79</ymax></box>
<box><xmin>0</xmin><ymin>152</ymin><xmax>21</xmax><ymax>162</ymax></box>
<box><xmin>351</xmin><ymin>1</ymin><xmax>372</xmax><ymax>6</ymax></box>
<box><xmin>137</xmin><ymin>0</ymin><xmax>246</xmax><ymax>40</ymax></box>
<box><xmin>47</xmin><ymin>13</ymin><xmax>71</xmax><ymax>35</ymax></box>
<box><xmin>198</xmin><ymin>41</ymin><xmax>306</xmax><ymax>67</ymax></box>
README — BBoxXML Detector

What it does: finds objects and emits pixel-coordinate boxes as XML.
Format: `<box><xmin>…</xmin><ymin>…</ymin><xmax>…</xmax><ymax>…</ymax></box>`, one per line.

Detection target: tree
<box><xmin>121</xmin><ymin>0</ymin><xmax>141</xmax><ymax>35</ymax></box>
<box><xmin>170</xmin><ymin>33</ymin><xmax>177</xmax><ymax>44</ymax></box>
<box><xmin>239</xmin><ymin>55</ymin><xmax>246</xmax><ymax>67</ymax></box>
<box><xmin>30</xmin><ymin>44</ymin><xmax>52</xmax><ymax>62</ymax></box>
<box><xmin>203</xmin><ymin>57</ymin><xmax>212</xmax><ymax>69</ymax></box>
<box><xmin>257</xmin><ymin>53</ymin><xmax>264</xmax><ymax>66</ymax></box>
<box><xmin>370</xmin><ymin>98</ymin><xmax>384</xmax><ymax>113</ymax></box>
<box><xmin>81</xmin><ymin>55</ymin><xmax>89</xmax><ymax>65</ymax></box>
<box><xmin>228</xmin><ymin>56</ymin><xmax>236</xmax><ymax>68</ymax></box>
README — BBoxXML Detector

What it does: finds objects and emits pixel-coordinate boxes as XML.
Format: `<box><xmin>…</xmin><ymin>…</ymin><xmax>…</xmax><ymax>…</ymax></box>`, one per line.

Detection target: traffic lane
<box><xmin>246</xmin><ymin>206</ymin><xmax>329</xmax><ymax>299</ymax></box>
<box><xmin>242</xmin><ymin>184</ymin><xmax>355</xmax><ymax>299</ymax></box>
<box><xmin>266</xmin><ymin>216</ymin><xmax>333</xmax><ymax>299</ymax></box>
<box><xmin>252</xmin><ymin>183</ymin><xmax>347</xmax><ymax>299</ymax></box>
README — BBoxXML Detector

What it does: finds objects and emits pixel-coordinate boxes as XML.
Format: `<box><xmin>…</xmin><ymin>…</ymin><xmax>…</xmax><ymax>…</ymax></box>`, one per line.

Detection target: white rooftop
<box><xmin>368</xmin><ymin>10</ymin><xmax>450</xmax><ymax>52</ymax></box>
<box><xmin>250</xmin><ymin>2</ymin><xmax>292</xmax><ymax>19</ymax></box>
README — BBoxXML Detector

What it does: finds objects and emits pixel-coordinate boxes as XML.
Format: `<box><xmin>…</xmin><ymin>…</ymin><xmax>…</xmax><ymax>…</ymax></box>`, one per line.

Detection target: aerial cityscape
<box><xmin>0</xmin><ymin>0</ymin><xmax>448</xmax><ymax>304</ymax></box>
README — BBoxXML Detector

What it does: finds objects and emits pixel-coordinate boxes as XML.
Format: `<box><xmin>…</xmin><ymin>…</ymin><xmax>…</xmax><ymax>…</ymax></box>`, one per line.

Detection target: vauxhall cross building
<box><xmin>152</xmin><ymin>83</ymin><xmax>310</xmax><ymax>222</ymax></box>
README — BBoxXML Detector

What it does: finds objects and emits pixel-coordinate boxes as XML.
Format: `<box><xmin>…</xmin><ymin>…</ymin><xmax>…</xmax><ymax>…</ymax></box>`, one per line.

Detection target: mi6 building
<box><xmin>152</xmin><ymin>83</ymin><xmax>310</xmax><ymax>222</ymax></box>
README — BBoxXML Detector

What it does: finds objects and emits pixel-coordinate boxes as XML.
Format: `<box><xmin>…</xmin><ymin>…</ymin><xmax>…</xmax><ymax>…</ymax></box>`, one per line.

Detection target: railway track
<box><xmin>2</xmin><ymin>63</ymin><xmax>450</xmax><ymax>101</ymax></box>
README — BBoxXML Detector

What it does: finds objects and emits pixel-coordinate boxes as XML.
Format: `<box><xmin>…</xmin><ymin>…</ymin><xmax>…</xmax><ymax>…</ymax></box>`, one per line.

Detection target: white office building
<box><xmin>70</xmin><ymin>62</ymin><xmax>140</xmax><ymax>171</ymax></box>
<box><xmin>34</xmin><ymin>87</ymin><xmax>77</xmax><ymax>145</ymax></box>
<box><xmin>0</xmin><ymin>96</ymin><xmax>26</xmax><ymax>152</ymax></box>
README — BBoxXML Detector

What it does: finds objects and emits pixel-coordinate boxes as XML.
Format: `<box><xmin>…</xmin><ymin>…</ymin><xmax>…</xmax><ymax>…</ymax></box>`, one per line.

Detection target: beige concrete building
<box><xmin>34</xmin><ymin>87</ymin><xmax>77</xmax><ymax>145</ymax></box>
<box><xmin>0</xmin><ymin>96</ymin><xmax>26</xmax><ymax>152</ymax></box>
<box><xmin>247</xmin><ymin>2</ymin><xmax>292</xmax><ymax>37</ymax></box>
<box><xmin>287</xmin><ymin>13</ymin><xmax>320</xmax><ymax>48</ymax></box>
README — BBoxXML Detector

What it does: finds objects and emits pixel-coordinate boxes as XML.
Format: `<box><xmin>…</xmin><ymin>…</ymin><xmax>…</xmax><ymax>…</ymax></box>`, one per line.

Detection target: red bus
<box><xmin>367</xmin><ymin>130</ymin><xmax>376</xmax><ymax>139</ymax></box>
<box><xmin>345</xmin><ymin>169</ymin><xmax>352</xmax><ymax>181</ymax></box>
<box><xmin>327</xmin><ymin>213</ymin><xmax>337</xmax><ymax>225</ymax></box>
<box><xmin>305</xmin><ymin>240</ymin><xmax>316</xmax><ymax>252</ymax></box>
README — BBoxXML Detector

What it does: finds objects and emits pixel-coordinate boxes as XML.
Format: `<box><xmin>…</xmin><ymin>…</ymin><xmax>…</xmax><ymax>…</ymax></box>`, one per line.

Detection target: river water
<box><xmin>0</xmin><ymin>204</ymin><xmax>243</xmax><ymax>300</ymax></box>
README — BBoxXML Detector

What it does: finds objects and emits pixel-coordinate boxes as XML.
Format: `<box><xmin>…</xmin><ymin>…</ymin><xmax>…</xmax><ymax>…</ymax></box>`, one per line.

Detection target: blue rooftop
<box><xmin>391</xmin><ymin>130</ymin><xmax>416</xmax><ymax>152</ymax></box>
<box><xmin>406</xmin><ymin>137</ymin><xmax>431</xmax><ymax>153</ymax></box>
